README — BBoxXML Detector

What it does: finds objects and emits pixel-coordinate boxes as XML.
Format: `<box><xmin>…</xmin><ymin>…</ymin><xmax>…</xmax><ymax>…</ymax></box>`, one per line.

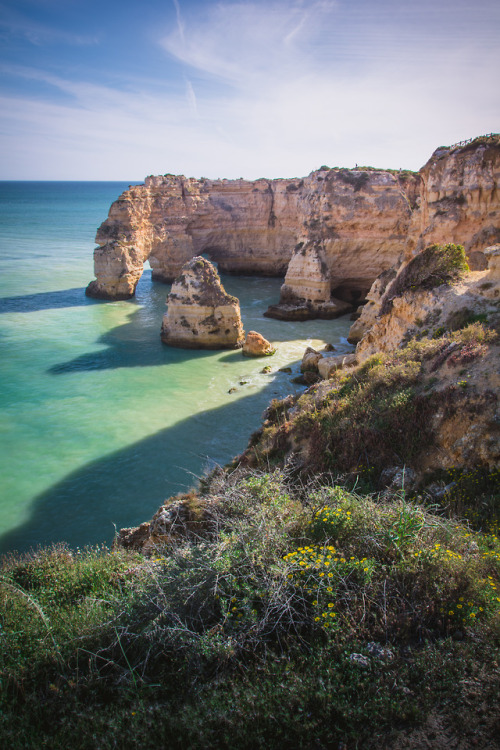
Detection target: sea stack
<box><xmin>265</xmin><ymin>241</ymin><xmax>352</xmax><ymax>320</ymax></box>
<box><xmin>161</xmin><ymin>256</ymin><xmax>245</xmax><ymax>349</ymax></box>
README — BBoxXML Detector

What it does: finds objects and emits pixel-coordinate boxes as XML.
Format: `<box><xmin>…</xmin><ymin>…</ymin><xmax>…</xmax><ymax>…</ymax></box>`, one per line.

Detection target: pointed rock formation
<box><xmin>161</xmin><ymin>257</ymin><xmax>244</xmax><ymax>349</ymax></box>
<box><xmin>265</xmin><ymin>241</ymin><xmax>352</xmax><ymax>320</ymax></box>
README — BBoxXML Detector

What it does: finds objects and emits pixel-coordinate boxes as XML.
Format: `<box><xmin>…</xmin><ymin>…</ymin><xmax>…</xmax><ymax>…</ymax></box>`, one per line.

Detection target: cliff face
<box><xmin>86</xmin><ymin>135</ymin><xmax>499</xmax><ymax>309</ymax></box>
<box><xmin>160</xmin><ymin>256</ymin><xmax>244</xmax><ymax>349</ymax></box>
<box><xmin>86</xmin><ymin>169</ymin><xmax>417</xmax><ymax>301</ymax></box>
<box><xmin>415</xmin><ymin>136</ymin><xmax>500</xmax><ymax>263</ymax></box>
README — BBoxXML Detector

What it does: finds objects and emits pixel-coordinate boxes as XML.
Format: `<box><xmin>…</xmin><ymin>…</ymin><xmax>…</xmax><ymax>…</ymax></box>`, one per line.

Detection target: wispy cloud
<box><xmin>172</xmin><ymin>0</ymin><xmax>185</xmax><ymax>45</ymax></box>
<box><xmin>0</xmin><ymin>0</ymin><xmax>498</xmax><ymax>179</ymax></box>
<box><xmin>0</xmin><ymin>5</ymin><xmax>99</xmax><ymax>46</ymax></box>
<box><xmin>161</xmin><ymin>1</ymin><xmax>336</xmax><ymax>87</ymax></box>
<box><xmin>185</xmin><ymin>79</ymin><xmax>199</xmax><ymax>118</ymax></box>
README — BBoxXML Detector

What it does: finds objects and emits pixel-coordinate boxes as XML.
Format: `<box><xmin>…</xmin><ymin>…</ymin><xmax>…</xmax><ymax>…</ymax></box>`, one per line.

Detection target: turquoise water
<box><xmin>0</xmin><ymin>182</ymin><xmax>353</xmax><ymax>554</ymax></box>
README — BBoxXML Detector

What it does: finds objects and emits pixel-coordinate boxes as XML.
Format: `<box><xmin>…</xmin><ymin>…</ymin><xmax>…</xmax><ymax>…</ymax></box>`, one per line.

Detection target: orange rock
<box><xmin>242</xmin><ymin>331</ymin><xmax>275</xmax><ymax>357</ymax></box>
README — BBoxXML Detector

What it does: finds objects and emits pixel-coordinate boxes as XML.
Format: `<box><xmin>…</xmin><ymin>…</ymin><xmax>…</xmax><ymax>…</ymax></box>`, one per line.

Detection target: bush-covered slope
<box><xmin>1</xmin><ymin>471</ymin><xmax>499</xmax><ymax>748</ymax></box>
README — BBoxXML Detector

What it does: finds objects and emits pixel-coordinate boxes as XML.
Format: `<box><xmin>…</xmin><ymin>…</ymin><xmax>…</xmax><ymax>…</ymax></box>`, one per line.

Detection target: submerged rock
<box><xmin>161</xmin><ymin>256</ymin><xmax>244</xmax><ymax>349</ymax></box>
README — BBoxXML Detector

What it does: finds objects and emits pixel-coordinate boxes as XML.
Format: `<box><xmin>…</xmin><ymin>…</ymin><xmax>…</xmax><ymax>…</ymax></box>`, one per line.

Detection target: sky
<box><xmin>0</xmin><ymin>0</ymin><xmax>499</xmax><ymax>180</ymax></box>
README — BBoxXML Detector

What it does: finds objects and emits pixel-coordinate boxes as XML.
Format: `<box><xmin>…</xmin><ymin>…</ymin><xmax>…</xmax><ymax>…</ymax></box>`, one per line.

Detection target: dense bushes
<box><xmin>1</xmin><ymin>471</ymin><xmax>499</xmax><ymax>748</ymax></box>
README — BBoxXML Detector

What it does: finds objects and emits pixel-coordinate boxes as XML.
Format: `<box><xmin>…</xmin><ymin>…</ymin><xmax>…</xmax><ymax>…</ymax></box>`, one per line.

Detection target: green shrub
<box><xmin>380</xmin><ymin>244</ymin><xmax>469</xmax><ymax>316</ymax></box>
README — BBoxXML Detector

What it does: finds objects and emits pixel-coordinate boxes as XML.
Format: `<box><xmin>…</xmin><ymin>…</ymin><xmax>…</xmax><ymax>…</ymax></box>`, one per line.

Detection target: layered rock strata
<box><xmin>86</xmin><ymin>136</ymin><xmax>499</xmax><ymax>338</ymax></box>
<box><xmin>160</xmin><ymin>256</ymin><xmax>244</xmax><ymax>349</ymax></box>
<box><xmin>86</xmin><ymin>167</ymin><xmax>420</xmax><ymax>302</ymax></box>
<box><xmin>264</xmin><ymin>241</ymin><xmax>352</xmax><ymax>320</ymax></box>
<box><xmin>416</xmin><ymin>136</ymin><xmax>500</xmax><ymax>263</ymax></box>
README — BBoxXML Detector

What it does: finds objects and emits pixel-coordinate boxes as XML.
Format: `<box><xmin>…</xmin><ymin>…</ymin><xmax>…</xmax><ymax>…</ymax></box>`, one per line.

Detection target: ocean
<box><xmin>0</xmin><ymin>181</ymin><xmax>353</xmax><ymax>554</ymax></box>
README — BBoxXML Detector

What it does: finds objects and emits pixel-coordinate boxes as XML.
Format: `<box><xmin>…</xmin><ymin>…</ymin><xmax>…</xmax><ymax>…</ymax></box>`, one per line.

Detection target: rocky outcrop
<box><xmin>86</xmin><ymin>135</ymin><xmax>499</xmax><ymax>343</ymax></box>
<box><xmin>241</xmin><ymin>238</ymin><xmax>500</xmax><ymax>484</ymax></box>
<box><xmin>160</xmin><ymin>256</ymin><xmax>244</xmax><ymax>349</ymax></box>
<box><xmin>86</xmin><ymin>166</ymin><xmax>420</xmax><ymax>302</ymax></box>
<box><xmin>300</xmin><ymin>346</ymin><xmax>357</xmax><ymax>379</ymax></box>
<box><xmin>352</xmin><ymin>243</ymin><xmax>499</xmax><ymax>361</ymax></box>
<box><xmin>415</xmin><ymin>136</ymin><xmax>500</xmax><ymax>264</ymax></box>
<box><xmin>116</xmin><ymin>492</ymin><xmax>214</xmax><ymax>553</ymax></box>
<box><xmin>242</xmin><ymin>331</ymin><xmax>275</xmax><ymax>357</ymax></box>
<box><xmin>264</xmin><ymin>241</ymin><xmax>352</xmax><ymax>320</ymax></box>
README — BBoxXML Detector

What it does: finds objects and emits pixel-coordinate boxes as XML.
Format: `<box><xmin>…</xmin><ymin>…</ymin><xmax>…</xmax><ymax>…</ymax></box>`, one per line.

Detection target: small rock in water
<box><xmin>242</xmin><ymin>330</ymin><xmax>276</xmax><ymax>357</ymax></box>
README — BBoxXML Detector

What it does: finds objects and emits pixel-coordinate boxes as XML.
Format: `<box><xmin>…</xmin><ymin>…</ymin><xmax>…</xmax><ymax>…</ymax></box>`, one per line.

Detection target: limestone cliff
<box><xmin>240</xmin><ymin>242</ymin><xmax>499</xmax><ymax>484</ymax></box>
<box><xmin>416</xmin><ymin>136</ymin><xmax>500</xmax><ymax>264</ymax></box>
<box><xmin>264</xmin><ymin>240</ymin><xmax>352</xmax><ymax>320</ymax></box>
<box><xmin>160</xmin><ymin>256</ymin><xmax>244</xmax><ymax>349</ymax></box>
<box><xmin>86</xmin><ymin>167</ymin><xmax>418</xmax><ymax>302</ymax></box>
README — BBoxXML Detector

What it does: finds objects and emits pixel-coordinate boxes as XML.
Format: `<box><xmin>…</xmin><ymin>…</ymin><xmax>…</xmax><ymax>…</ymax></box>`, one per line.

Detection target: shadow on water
<box><xmin>0</xmin><ymin>370</ymin><xmax>303</xmax><ymax>556</ymax></box>
<box><xmin>47</xmin><ymin>306</ymin><xmax>220</xmax><ymax>373</ymax></box>
<box><xmin>0</xmin><ymin>287</ymin><xmax>94</xmax><ymax>314</ymax></box>
<box><xmin>47</xmin><ymin>273</ymin><xmax>351</xmax><ymax>375</ymax></box>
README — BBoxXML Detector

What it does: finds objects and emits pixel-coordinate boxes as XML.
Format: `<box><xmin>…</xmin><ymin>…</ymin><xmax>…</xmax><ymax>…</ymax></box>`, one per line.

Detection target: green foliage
<box><xmin>1</xmin><ymin>472</ymin><xmax>499</xmax><ymax>748</ymax></box>
<box><xmin>380</xmin><ymin>243</ymin><xmax>469</xmax><ymax>316</ymax></box>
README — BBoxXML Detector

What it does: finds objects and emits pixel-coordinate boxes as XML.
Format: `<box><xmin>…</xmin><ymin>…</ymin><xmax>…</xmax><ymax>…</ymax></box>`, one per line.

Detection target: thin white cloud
<box><xmin>185</xmin><ymin>79</ymin><xmax>199</xmax><ymax>118</ymax></box>
<box><xmin>0</xmin><ymin>5</ymin><xmax>99</xmax><ymax>46</ymax></box>
<box><xmin>0</xmin><ymin>0</ymin><xmax>498</xmax><ymax>179</ymax></box>
<box><xmin>172</xmin><ymin>0</ymin><xmax>185</xmax><ymax>45</ymax></box>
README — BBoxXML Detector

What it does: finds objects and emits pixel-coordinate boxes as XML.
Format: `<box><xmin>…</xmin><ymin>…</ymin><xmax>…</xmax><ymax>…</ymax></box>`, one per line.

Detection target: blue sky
<box><xmin>0</xmin><ymin>0</ymin><xmax>498</xmax><ymax>179</ymax></box>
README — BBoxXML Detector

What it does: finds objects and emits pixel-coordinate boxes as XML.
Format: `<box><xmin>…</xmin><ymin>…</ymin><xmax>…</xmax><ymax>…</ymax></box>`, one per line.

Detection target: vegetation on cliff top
<box><xmin>1</xmin><ymin>469</ymin><xmax>499</xmax><ymax>749</ymax></box>
<box><xmin>244</xmin><ymin>321</ymin><xmax>498</xmax><ymax>494</ymax></box>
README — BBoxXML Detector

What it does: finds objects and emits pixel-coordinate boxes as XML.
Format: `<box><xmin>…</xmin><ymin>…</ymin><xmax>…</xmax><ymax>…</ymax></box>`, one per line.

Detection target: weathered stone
<box><xmin>301</xmin><ymin>347</ymin><xmax>323</xmax><ymax>372</ymax></box>
<box><xmin>86</xmin><ymin>164</ymin><xmax>420</xmax><ymax>301</ymax></box>
<box><xmin>414</xmin><ymin>138</ymin><xmax>500</xmax><ymax>259</ymax></box>
<box><xmin>484</xmin><ymin>244</ymin><xmax>500</xmax><ymax>280</ymax></box>
<box><xmin>161</xmin><ymin>256</ymin><xmax>244</xmax><ymax>349</ymax></box>
<box><xmin>379</xmin><ymin>466</ymin><xmax>418</xmax><ymax>491</ymax></box>
<box><xmin>265</xmin><ymin>241</ymin><xmax>353</xmax><ymax>320</ymax></box>
<box><xmin>242</xmin><ymin>330</ymin><xmax>275</xmax><ymax>357</ymax></box>
<box><xmin>318</xmin><ymin>353</ymin><xmax>358</xmax><ymax>379</ymax></box>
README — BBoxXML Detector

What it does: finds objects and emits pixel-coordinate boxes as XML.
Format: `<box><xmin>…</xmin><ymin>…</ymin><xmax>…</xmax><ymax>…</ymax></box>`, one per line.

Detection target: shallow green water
<box><xmin>0</xmin><ymin>182</ymin><xmax>353</xmax><ymax>553</ymax></box>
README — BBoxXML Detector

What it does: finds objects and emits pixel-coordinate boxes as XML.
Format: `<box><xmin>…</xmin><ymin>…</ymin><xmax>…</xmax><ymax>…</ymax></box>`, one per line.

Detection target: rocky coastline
<box><xmin>2</xmin><ymin>134</ymin><xmax>499</xmax><ymax>750</ymax></box>
<box><xmin>86</xmin><ymin>135</ymin><xmax>499</xmax><ymax>325</ymax></box>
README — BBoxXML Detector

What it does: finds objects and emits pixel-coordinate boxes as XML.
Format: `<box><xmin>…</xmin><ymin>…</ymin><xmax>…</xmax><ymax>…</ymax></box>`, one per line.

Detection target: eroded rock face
<box><xmin>354</xmin><ymin>250</ymin><xmax>500</xmax><ymax>363</ymax></box>
<box><xmin>242</xmin><ymin>331</ymin><xmax>275</xmax><ymax>357</ymax></box>
<box><xmin>415</xmin><ymin>136</ymin><xmax>500</xmax><ymax>261</ymax></box>
<box><xmin>264</xmin><ymin>240</ymin><xmax>352</xmax><ymax>320</ymax></box>
<box><xmin>115</xmin><ymin>493</ymin><xmax>214</xmax><ymax>553</ymax></box>
<box><xmin>160</xmin><ymin>256</ymin><xmax>244</xmax><ymax>349</ymax></box>
<box><xmin>86</xmin><ymin>167</ymin><xmax>418</xmax><ymax>301</ymax></box>
<box><xmin>86</xmin><ymin>136</ymin><xmax>499</xmax><ymax>318</ymax></box>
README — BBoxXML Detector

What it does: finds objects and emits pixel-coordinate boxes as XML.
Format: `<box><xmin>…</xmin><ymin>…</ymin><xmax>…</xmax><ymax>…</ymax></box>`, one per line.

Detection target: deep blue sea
<box><xmin>0</xmin><ymin>182</ymin><xmax>353</xmax><ymax>554</ymax></box>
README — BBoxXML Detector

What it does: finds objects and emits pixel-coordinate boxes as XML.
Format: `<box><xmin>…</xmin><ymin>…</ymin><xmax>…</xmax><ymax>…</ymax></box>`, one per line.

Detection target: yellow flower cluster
<box><xmin>481</xmin><ymin>548</ymin><xmax>500</xmax><ymax>563</ymax></box>
<box><xmin>283</xmin><ymin>542</ymin><xmax>374</xmax><ymax>629</ymax></box>
<box><xmin>478</xmin><ymin>576</ymin><xmax>500</xmax><ymax>606</ymax></box>
<box><xmin>444</xmin><ymin>596</ymin><xmax>482</xmax><ymax>622</ymax></box>
<box><xmin>309</xmin><ymin>505</ymin><xmax>353</xmax><ymax>535</ymax></box>
<box><xmin>413</xmin><ymin>543</ymin><xmax>462</xmax><ymax>561</ymax></box>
